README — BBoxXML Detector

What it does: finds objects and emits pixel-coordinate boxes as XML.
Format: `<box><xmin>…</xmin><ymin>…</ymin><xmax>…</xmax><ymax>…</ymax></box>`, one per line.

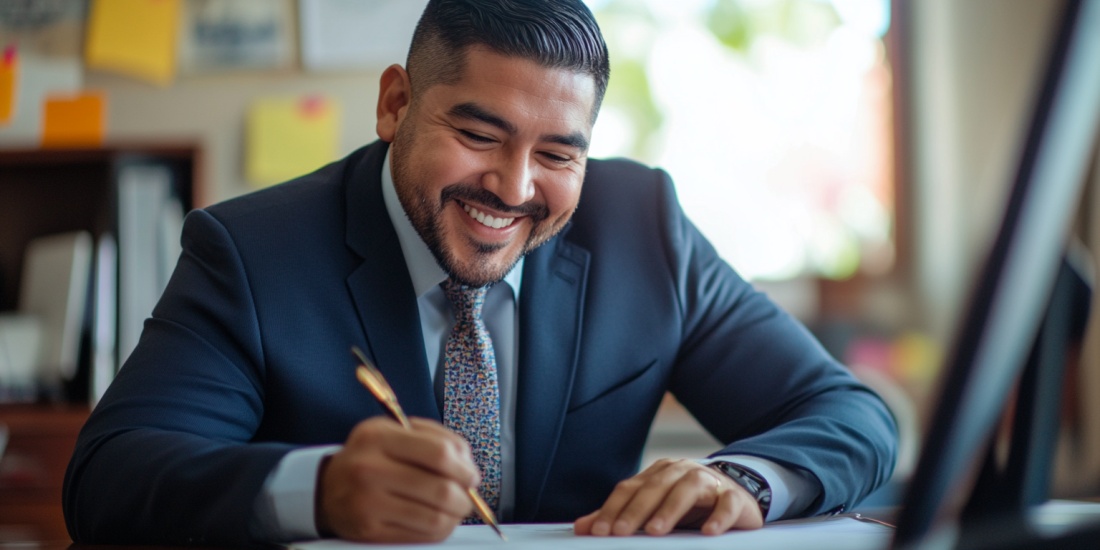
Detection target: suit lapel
<box><xmin>344</xmin><ymin>141</ymin><xmax>440</xmax><ymax>422</ymax></box>
<box><xmin>513</xmin><ymin>231</ymin><xmax>590</xmax><ymax>521</ymax></box>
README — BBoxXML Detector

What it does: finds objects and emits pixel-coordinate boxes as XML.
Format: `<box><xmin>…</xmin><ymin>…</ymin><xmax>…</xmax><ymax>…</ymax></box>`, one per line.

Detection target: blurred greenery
<box><xmin>707</xmin><ymin>0</ymin><xmax>842</xmax><ymax>53</ymax></box>
<box><xmin>592</xmin><ymin>1</ymin><xmax>663</xmax><ymax>160</ymax></box>
<box><xmin>591</xmin><ymin>0</ymin><xmax>886</xmax><ymax>281</ymax></box>
<box><xmin>593</xmin><ymin>0</ymin><xmax>844</xmax><ymax>161</ymax></box>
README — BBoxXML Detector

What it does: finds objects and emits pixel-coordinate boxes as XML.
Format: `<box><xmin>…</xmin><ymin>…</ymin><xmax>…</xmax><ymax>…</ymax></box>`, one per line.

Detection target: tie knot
<box><xmin>441</xmin><ymin>279</ymin><xmax>488</xmax><ymax>322</ymax></box>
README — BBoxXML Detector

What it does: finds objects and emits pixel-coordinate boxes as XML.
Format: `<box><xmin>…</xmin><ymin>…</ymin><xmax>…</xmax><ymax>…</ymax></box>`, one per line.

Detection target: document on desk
<box><xmin>288</xmin><ymin>516</ymin><xmax>892</xmax><ymax>550</ymax></box>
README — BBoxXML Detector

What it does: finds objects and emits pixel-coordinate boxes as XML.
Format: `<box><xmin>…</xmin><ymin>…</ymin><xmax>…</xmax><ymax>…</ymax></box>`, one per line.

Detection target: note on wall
<box><xmin>299</xmin><ymin>0</ymin><xmax>428</xmax><ymax>71</ymax></box>
<box><xmin>0</xmin><ymin>46</ymin><xmax>18</xmax><ymax>125</ymax></box>
<box><xmin>41</xmin><ymin>91</ymin><xmax>106</xmax><ymax>148</ymax></box>
<box><xmin>85</xmin><ymin>0</ymin><xmax>181</xmax><ymax>85</ymax></box>
<box><xmin>178</xmin><ymin>0</ymin><xmax>296</xmax><ymax>74</ymax></box>
<box><xmin>246</xmin><ymin>95</ymin><xmax>341</xmax><ymax>187</ymax></box>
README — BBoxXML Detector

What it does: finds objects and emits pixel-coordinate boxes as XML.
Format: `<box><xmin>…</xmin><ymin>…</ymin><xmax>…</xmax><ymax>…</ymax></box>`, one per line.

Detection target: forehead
<box><xmin>424</xmin><ymin>48</ymin><xmax>598</xmax><ymax>131</ymax></box>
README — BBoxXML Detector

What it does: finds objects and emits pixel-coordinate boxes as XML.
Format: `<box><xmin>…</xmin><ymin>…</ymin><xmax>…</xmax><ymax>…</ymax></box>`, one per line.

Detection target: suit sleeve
<box><xmin>63</xmin><ymin>209</ymin><xmax>294</xmax><ymax>545</ymax></box>
<box><xmin>657</xmin><ymin>169</ymin><xmax>898</xmax><ymax>516</ymax></box>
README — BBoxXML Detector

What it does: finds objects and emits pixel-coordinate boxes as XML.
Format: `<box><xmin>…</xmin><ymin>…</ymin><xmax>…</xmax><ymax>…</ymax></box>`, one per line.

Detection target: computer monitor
<box><xmin>890</xmin><ymin>0</ymin><xmax>1100</xmax><ymax>548</ymax></box>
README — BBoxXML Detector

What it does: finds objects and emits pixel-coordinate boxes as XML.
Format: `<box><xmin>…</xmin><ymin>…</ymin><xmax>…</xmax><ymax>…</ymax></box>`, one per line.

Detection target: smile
<box><xmin>462</xmin><ymin>203</ymin><xmax>517</xmax><ymax>229</ymax></box>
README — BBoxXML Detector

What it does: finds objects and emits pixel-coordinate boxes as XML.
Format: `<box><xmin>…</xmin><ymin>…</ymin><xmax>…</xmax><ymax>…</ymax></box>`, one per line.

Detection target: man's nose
<box><xmin>484</xmin><ymin>152</ymin><xmax>536</xmax><ymax>207</ymax></box>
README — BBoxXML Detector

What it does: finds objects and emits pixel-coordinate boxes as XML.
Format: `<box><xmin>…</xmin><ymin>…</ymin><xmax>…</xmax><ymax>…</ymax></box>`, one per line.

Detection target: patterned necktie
<box><xmin>440</xmin><ymin>279</ymin><xmax>501</xmax><ymax>519</ymax></box>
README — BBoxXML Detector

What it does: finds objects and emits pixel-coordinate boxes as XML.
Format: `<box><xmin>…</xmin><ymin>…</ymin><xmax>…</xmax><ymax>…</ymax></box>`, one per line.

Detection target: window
<box><xmin>587</xmin><ymin>0</ymin><xmax>895</xmax><ymax>282</ymax></box>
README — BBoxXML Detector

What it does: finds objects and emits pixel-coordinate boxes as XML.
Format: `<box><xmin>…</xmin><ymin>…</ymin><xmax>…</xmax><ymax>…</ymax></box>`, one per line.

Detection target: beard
<box><xmin>389</xmin><ymin>127</ymin><xmax>566</xmax><ymax>288</ymax></box>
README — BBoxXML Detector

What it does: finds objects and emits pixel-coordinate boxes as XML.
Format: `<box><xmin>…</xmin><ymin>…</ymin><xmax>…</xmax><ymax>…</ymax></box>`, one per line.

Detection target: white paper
<box><xmin>288</xmin><ymin>518</ymin><xmax>892</xmax><ymax>550</ymax></box>
<box><xmin>299</xmin><ymin>0</ymin><xmax>429</xmax><ymax>71</ymax></box>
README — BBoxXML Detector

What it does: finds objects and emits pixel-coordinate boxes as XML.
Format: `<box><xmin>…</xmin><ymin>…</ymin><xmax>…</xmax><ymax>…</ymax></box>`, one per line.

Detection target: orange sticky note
<box><xmin>85</xmin><ymin>0</ymin><xmax>181</xmax><ymax>86</ymax></box>
<box><xmin>41</xmin><ymin>92</ymin><xmax>107</xmax><ymax>148</ymax></box>
<box><xmin>0</xmin><ymin>45</ymin><xmax>18</xmax><ymax>125</ymax></box>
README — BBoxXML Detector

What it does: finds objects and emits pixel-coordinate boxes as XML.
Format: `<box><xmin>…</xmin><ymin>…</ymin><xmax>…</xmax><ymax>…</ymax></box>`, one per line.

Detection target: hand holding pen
<box><xmin>312</xmin><ymin>350</ymin><xmax>493</xmax><ymax>543</ymax></box>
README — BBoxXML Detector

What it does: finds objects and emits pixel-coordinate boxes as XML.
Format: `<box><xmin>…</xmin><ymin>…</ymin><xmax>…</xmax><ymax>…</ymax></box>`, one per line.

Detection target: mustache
<box><xmin>440</xmin><ymin>183</ymin><xmax>549</xmax><ymax>222</ymax></box>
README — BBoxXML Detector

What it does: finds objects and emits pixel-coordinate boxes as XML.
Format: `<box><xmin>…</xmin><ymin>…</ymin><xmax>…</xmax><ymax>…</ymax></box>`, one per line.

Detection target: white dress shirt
<box><xmin>251</xmin><ymin>152</ymin><xmax>821</xmax><ymax>541</ymax></box>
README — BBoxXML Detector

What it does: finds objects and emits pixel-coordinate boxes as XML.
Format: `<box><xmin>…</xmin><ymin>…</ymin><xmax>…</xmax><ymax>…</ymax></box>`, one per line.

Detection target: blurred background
<box><xmin>0</xmin><ymin>0</ymin><xmax>1098</xmax><ymax>543</ymax></box>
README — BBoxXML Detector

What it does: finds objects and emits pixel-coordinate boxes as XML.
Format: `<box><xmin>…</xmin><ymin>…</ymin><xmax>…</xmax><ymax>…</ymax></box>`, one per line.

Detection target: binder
<box><xmin>18</xmin><ymin>231</ymin><xmax>93</xmax><ymax>389</ymax></box>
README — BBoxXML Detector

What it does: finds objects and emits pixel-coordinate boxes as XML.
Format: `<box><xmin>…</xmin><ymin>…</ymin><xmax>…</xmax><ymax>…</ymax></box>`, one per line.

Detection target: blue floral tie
<box><xmin>440</xmin><ymin>279</ymin><xmax>501</xmax><ymax>519</ymax></box>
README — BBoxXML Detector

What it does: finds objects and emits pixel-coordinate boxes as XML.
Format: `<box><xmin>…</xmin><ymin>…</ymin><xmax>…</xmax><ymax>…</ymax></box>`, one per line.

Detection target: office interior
<box><xmin>1</xmin><ymin>0</ymin><xmax>1098</xmax><ymax>545</ymax></box>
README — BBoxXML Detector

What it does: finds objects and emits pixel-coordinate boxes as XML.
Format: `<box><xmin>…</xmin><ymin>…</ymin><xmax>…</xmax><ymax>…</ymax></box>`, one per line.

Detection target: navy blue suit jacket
<box><xmin>64</xmin><ymin>141</ymin><xmax>896</xmax><ymax>545</ymax></box>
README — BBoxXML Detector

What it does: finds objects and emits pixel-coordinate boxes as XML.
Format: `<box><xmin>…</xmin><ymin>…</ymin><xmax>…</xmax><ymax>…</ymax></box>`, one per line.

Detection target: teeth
<box><xmin>461</xmin><ymin>202</ymin><xmax>515</xmax><ymax>229</ymax></box>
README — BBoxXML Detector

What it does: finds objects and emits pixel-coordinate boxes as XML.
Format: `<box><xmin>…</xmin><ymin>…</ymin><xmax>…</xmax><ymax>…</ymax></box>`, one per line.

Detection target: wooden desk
<box><xmin>0</xmin><ymin>404</ymin><xmax>91</xmax><ymax>544</ymax></box>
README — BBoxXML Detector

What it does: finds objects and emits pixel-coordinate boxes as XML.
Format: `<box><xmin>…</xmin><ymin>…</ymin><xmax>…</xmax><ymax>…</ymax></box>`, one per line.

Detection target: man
<box><xmin>64</xmin><ymin>0</ymin><xmax>896</xmax><ymax>545</ymax></box>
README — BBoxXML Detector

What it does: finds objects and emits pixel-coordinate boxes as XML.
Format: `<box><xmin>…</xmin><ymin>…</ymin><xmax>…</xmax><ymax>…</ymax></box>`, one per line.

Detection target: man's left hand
<box><xmin>573</xmin><ymin>459</ymin><xmax>764</xmax><ymax>537</ymax></box>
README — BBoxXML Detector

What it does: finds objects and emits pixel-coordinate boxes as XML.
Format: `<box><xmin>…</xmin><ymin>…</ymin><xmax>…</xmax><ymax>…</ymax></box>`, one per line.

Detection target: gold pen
<box><xmin>350</xmin><ymin>346</ymin><xmax>507</xmax><ymax>541</ymax></box>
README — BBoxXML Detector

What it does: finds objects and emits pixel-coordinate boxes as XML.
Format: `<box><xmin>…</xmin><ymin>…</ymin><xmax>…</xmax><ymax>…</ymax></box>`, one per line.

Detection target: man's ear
<box><xmin>376</xmin><ymin>64</ymin><xmax>412</xmax><ymax>142</ymax></box>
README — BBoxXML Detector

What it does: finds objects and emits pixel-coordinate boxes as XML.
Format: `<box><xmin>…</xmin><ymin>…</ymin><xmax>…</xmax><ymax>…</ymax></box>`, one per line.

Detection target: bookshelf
<box><xmin>0</xmin><ymin>145</ymin><xmax>200</xmax><ymax>312</ymax></box>
<box><xmin>0</xmin><ymin>144</ymin><xmax>200</xmax><ymax>543</ymax></box>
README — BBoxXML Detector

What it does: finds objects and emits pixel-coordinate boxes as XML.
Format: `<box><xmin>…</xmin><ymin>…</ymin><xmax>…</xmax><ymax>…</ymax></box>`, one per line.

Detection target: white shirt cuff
<box><xmin>252</xmin><ymin>445</ymin><xmax>342</xmax><ymax>541</ymax></box>
<box><xmin>699</xmin><ymin>455</ymin><xmax>822</xmax><ymax>522</ymax></box>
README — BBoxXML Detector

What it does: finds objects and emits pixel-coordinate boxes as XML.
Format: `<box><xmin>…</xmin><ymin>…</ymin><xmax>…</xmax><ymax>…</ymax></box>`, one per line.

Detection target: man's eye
<box><xmin>542</xmin><ymin>152</ymin><xmax>570</xmax><ymax>163</ymax></box>
<box><xmin>460</xmin><ymin>130</ymin><xmax>495</xmax><ymax>144</ymax></box>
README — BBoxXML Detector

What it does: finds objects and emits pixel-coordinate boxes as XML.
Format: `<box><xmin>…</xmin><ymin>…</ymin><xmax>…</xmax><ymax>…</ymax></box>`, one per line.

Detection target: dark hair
<box><xmin>407</xmin><ymin>0</ymin><xmax>610</xmax><ymax>120</ymax></box>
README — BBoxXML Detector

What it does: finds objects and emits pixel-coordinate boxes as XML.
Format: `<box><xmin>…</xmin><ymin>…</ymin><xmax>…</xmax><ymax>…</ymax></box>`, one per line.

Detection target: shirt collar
<box><xmin>381</xmin><ymin>150</ymin><xmax>523</xmax><ymax>299</ymax></box>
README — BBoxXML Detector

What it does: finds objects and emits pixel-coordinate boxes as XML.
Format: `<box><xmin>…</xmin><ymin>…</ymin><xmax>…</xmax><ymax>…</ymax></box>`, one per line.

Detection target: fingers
<box><xmin>581</xmin><ymin>458</ymin><xmax>688</xmax><ymax>536</ymax></box>
<box><xmin>378</xmin><ymin>492</ymin><xmax>466</xmax><ymax>538</ymax></box>
<box><xmin>573</xmin><ymin>511</ymin><xmax>599</xmax><ymax>535</ymax></box>
<box><xmin>612</xmin><ymin>462</ymin><xmax>705</xmax><ymax>536</ymax></box>
<box><xmin>577</xmin><ymin>459</ymin><xmax>765</xmax><ymax>538</ymax></box>
<box><xmin>701</xmin><ymin>482</ymin><xmax>764</xmax><ymax>535</ymax></box>
<box><xmin>383</xmin><ymin>460</ymin><xmax>474</xmax><ymax>518</ymax></box>
<box><xmin>317</xmin><ymin>416</ymin><xmax>480</xmax><ymax>543</ymax></box>
<box><xmin>333</xmin><ymin>490</ymin><xmax>462</xmax><ymax>543</ymax></box>
<box><xmin>348</xmin><ymin>417</ymin><xmax>480</xmax><ymax>488</ymax></box>
<box><xmin>643</xmin><ymin>469</ymin><xmax>720</xmax><ymax>535</ymax></box>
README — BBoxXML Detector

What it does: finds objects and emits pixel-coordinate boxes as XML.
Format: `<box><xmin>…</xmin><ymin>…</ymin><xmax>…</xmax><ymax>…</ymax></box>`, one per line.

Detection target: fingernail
<box><xmin>705</xmin><ymin>521</ymin><xmax>718</xmax><ymax>534</ymax></box>
<box><xmin>649</xmin><ymin>519</ymin><xmax>664</xmax><ymax>532</ymax></box>
<box><xmin>613</xmin><ymin>519</ymin><xmax>631</xmax><ymax>535</ymax></box>
<box><xmin>592</xmin><ymin>521</ymin><xmax>610</xmax><ymax>536</ymax></box>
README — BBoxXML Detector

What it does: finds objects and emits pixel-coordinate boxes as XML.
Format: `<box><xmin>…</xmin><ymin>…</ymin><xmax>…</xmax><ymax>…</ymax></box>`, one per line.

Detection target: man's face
<box><xmin>383</xmin><ymin>48</ymin><xmax>595</xmax><ymax>287</ymax></box>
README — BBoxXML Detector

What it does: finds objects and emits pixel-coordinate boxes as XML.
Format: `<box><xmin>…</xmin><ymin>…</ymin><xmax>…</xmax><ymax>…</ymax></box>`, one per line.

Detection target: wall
<box><xmin>909</xmin><ymin>0</ymin><xmax>1064</xmax><ymax>340</ymax></box>
<box><xmin>85</xmin><ymin>69</ymin><xmax>385</xmax><ymax>206</ymax></box>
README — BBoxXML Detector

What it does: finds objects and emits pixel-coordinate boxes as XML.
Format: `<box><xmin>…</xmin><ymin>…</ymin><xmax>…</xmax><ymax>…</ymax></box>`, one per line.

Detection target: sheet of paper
<box><xmin>288</xmin><ymin>518</ymin><xmax>893</xmax><ymax>550</ymax></box>
<box><xmin>299</xmin><ymin>0</ymin><xmax>429</xmax><ymax>71</ymax></box>
<box><xmin>246</xmin><ymin>95</ymin><xmax>341</xmax><ymax>186</ymax></box>
<box><xmin>85</xmin><ymin>0</ymin><xmax>181</xmax><ymax>85</ymax></box>
<box><xmin>178</xmin><ymin>0</ymin><xmax>296</xmax><ymax>73</ymax></box>
<box><xmin>41</xmin><ymin>91</ymin><xmax>106</xmax><ymax>147</ymax></box>
<box><xmin>0</xmin><ymin>51</ymin><xmax>81</xmax><ymax>145</ymax></box>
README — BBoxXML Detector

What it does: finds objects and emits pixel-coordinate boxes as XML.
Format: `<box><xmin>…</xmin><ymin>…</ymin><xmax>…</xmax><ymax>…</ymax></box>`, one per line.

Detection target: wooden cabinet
<box><xmin>0</xmin><ymin>405</ymin><xmax>90</xmax><ymax>543</ymax></box>
<box><xmin>0</xmin><ymin>145</ymin><xmax>200</xmax><ymax>543</ymax></box>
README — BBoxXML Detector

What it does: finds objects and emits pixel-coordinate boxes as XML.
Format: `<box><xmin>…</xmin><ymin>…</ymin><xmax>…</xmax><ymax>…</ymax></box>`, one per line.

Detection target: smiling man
<box><xmin>63</xmin><ymin>0</ymin><xmax>896</xmax><ymax>545</ymax></box>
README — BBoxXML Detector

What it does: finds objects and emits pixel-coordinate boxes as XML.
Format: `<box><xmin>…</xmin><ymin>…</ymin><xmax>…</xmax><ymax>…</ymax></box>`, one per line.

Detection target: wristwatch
<box><xmin>708</xmin><ymin>461</ymin><xmax>772</xmax><ymax>520</ymax></box>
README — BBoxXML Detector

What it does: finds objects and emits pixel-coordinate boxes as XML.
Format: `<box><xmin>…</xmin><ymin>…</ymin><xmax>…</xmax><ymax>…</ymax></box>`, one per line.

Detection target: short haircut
<box><xmin>406</xmin><ymin>0</ymin><xmax>610</xmax><ymax>120</ymax></box>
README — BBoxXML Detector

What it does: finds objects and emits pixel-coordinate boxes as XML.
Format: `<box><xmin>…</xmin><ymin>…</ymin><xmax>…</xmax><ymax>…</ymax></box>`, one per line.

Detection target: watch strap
<box><xmin>708</xmin><ymin>461</ymin><xmax>772</xmax><ymax>520</ymax></box>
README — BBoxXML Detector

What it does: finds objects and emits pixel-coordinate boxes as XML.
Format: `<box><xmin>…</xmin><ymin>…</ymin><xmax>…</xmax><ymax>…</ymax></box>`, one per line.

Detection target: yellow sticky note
<box><xmin>247</xmin><ymin>95</ymin><xmax>341</xmax><ymax>187</ymax></box>
<box><xmin>41</xmin><ymin>92</ymin><xmax>107</xmax><ymax>148</ymax></box>
<box><xmin>85</xmin><ymin>0</ymin><xmax>180</xmax><ymax>86</ymax></box>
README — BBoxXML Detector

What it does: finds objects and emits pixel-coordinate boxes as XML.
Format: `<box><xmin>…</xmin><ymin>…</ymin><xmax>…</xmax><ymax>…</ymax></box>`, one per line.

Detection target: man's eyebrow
<box><xmin>541</xmin><ymin>132</ymin><xmax>589</xmax><ymax>151</ymax></box>
<box><xmin>449</xmin><ymin>103</ymin><xmax>517</xmax><ymax>135</ymax></box>
<box><xmin>449</xmin><ymin>102</ymin><xmax>589</xmax><ymax>151</ymax></box>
